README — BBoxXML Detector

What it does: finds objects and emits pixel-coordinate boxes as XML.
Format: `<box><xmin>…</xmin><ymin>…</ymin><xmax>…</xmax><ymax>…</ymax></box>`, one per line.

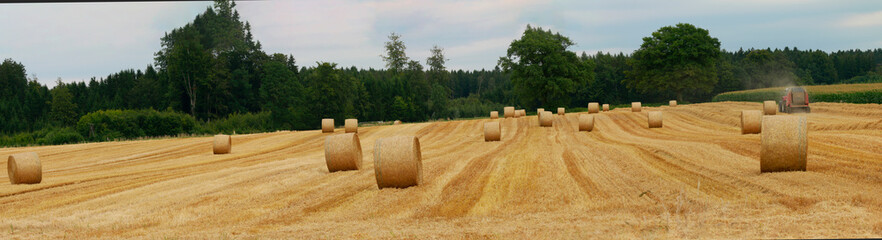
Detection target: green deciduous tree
<box><xmin>50</xmin><ymin>80</ymin><xmax>79</xmax><ymax>126</ymax></box>
<box><xmin>498</xmin><ymin>25</ymin><xmax>593</xmax><ymax>109</ymax></box>
<box><xmin>154</xmin><ymin>0</ymin><xmax>265</xmax><ymax>119</ymax></box>
<box><xmin>426</xmin><ymin>45</ymin><xmax>449</xmax><ymax>85</ymax></box>
<box><xmin>626</xmin><ymin>23</ymin><xmax>721</xmax><ymax>102</ymax></box>
<box><xmin>305</xmin><ymin>62</ymin><xmax>361</xmax><ymax>126</ymax></box>
<box><xmin>160</xmin><ymin>25</ymin><xmax>211</xmax><ymax>116</ymax></box>
<box><xmin>259</xmin><ymin>57</ymin><xmax>308</xmax><ymax>130</ymax></box>
<box><xmin>0</xmin><ymin>59</ymin><xmax>33</xmax><ymax>133</ymax></box>
<box><xmin>381</xmin><ymin>32</ymin><xmax>408</xmax><ymax>72</ymax></box>
<box><xmin>425</xmin><ymin>45</ymin><xmax>451</xmax><ymax>119</ymax></box>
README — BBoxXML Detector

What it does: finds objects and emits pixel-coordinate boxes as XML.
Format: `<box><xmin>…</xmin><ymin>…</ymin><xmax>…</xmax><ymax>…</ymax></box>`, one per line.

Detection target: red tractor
<box><xmin>779</xmin><ymin>87</ymin><xmax>810</xmax><ymax>113</ymax></box>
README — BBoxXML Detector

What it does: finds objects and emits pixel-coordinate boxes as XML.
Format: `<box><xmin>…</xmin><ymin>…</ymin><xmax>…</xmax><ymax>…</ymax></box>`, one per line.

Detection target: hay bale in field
<box><xmin>761</xmin><ymin>116</ymin><xmax>807</xmax><ymax>172</ymax></box>
<box><xmin>325</xmin><ymin>133</ymin><xmax>363</xmax><ymax>172</ymax></box>
<box><xmin>539</xmin><ymin>111</ymin><xmax>553</xmax><ymax>127</ymax></box>
<box><xmin>484</xmin><ymin>122</ymin><xmax>501</xmax><ymax>141</ymax></box>
<box><xmin>670</xmin><ymin>100</ymin><xmax>677</xmax><ymax>107</ymax></box>
<box><xmin>537</xmin><ymin>108</ymin><xmax>544</xmax><ymax>114</ymax></box>
<box><xmin>741</xmin><ymin>110</ymin><xmax>762</xmax><ymax>134</ymax></box>
<box><xmin>490</xmin><ymin>111</ymin><xmax>499</xmax><ymax>119</ymax></box>
<box><xmin>557</xmin><ymin>107</ymin><xmax>565</xmax><ymax>115</ymax></box>
<box><xmin>322</xmin><ymin>118</ymin><xmax>335</xmax><ymax>133</ymax></box>
<box><xmin>393</xmin><ymin>120</ymin><xmax>402</xmax><ymax>125</ymax></box>
<box><xmin>647</xmin><ymin>111</ymin><xmax>663</xmax><ymax>128</ymax></box>
<box><xmin>213</xmin><ymin>134</ymin><xmax>231</xmax><ymax>154</ymax></box>
<box><xmin>579</xmin><ymin>114</ymin><xmax>594</xmax><ymax>132</ymax></box>
<box><xmin>588</xmin><ymin>102</ymin><xmax>599</xmax><ymax>113</ymax></box>
<box><xmin>632</xmin><ymin>102</ymin><xmax>642</xmax><ymax>112</ymax></box>
<box><xmin>7</xmin><ymin>152</ymin><xmax>41</xmax><ymax>184</ymax></box>
<box><xmin>345</xmin><ymin>119</ymin><xmax>358</xmax><ymax>133</ymax></box>
<box><xmin>504</xmin><ymin>107</ymin><xmax>515</xmax><ymax>118</ymax></box>
<box><xmin>602</xmin><ymin>104</ymin><xmax>609</xmax><ymax>112</ymax></box>
<box><xmin>763</xmin><ymin>101</ymin><xmax>777</xmax><ymax>115</ymax></box>
<box><xmin>374</xmin><ymin>136</ymin><xmax>422</xmax><ymax>188</ymax></box>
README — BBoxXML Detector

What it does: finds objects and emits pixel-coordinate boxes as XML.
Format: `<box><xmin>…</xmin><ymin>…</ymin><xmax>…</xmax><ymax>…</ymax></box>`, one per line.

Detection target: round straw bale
<box><xmin>557</xmin><ymin>107</ymin><xmax>565</xmax><ymax>115</ymax></box>
<box><xmin>393</xmin><ymin>120</ymin><xmax>402</xmax><ymax>125</ymax></box>
<box><xmin>588</xmin><ymin>102</ymin><xmax>599</xmax><ymax>113</ymax></box>
<box><xmin>647</xmin><ymin>111</ymin><xmax>663</xmax><ymax>128</ymax></box>
<box><xmin>602</xmin><ymin>104</ymin><xmax>609</xmax><ymax>112</ymax></box>
<box><xmin>579</xmin><ymin>114</ymin><xmax>594</xmax><ymax>132</ymax></box>
<box><xmin>669</xmin><ymin>100</ymin><xmax>677</xmax><ymax>107</ymax></box>
<box><xmin>213</xmin><ymin>134</ymin><xmax>231</xmax><ymax>154</ymax></box>
<box><xmin>345</xmin><ymin>119</ymin><xmax>358</xmax><ymax>133</ymax></box>
<box><xmin>325</xmin><ymin>133</ymin><xmax>363</xmax><ymax>172</ymax></box>
<box><xmin>490</xmin><ymin>111</ymin><xmax>499</xmax><ymax>119</ymax></box>
<box><xmin>539</xmin><ymin>111</ymin><xmax>553</xmax><ymax>127</ymax></box>
<box><xmin>520</xmin><ymin>109</ymin><xmax>526</xmax><ymax>117</ymax></box>
<box><xmin>537</xmin><ymin>108</ymin><xmax>544</xmax><ymax>113</ymax></box>
<box><xmin>484</xmin><ymin>122</ymin><xmax>501</xmax><ymax>141</ymax></box>
<box><xmin>7</xmin><ymin>152</ymin><xmax>41</xmax><ymax>184</ymax></box>
<box><xmin>322</xmin><ymin>118</ymin><xmax>335</xmax><ymax>133</ymax></box>
<box><xmin>761</xmin><ymin>116</ymin><xmax>807</xmax><ymax>172</ymax></box>
<box><xmin>741</xmin><ymin>110</ymin><xmax>762</xmax><ymax>134</ymax></box>
<box><xmin>374</xmin><ymin>136</ymin><xmax>422</xmax><ymax>188</ymax></box>
<box><xmin>632</xmin><ymin>102</ymin><xmax>642</xmax><ymax>112</ymax></box>
<box><xmin>763</xmin><ymin>101</ymin><xmax>777</xmax><ymax>115</ymax></box>
<box><xmin>504</xmin><ymin>107</ymin><xmax>515</xmax><ymax>118</ymax></box>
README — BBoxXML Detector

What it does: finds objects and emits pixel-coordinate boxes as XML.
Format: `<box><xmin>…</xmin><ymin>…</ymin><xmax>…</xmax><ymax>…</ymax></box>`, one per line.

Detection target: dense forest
<box><xmin>1</xmin><ymin>0</ymin><xmax>880</xmax><ymax>146</ymax></box>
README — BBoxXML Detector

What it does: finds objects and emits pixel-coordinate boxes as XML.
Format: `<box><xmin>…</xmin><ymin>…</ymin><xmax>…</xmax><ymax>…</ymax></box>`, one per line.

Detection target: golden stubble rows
<box><xmin>1</xmin><ymin>102</ymin><xmax>881</xmax><ymax>239</ymax></box>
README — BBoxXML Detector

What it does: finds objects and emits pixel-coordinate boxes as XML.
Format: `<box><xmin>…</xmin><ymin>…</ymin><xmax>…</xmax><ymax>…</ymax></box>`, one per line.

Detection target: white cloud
<box><xmin>0</xmin><ymin>2</ymin><xmax>210</xmax><ymax>86</ymax></box>
<box><xmin>368</xmin><ymin>0</ymin><xmax>544</xmax><ymax>34</ymax></box>
<box><xmin>237</xmin><ymin>0</ymin><xmax>545</xmax><ymax>69</ymax></box>
<box><xmin>446</xmin><ymin>37</ymin><xmax>512</xmax><ymax>57</ymax></box>
<box><xmin>838</xmin><ymin>11</ymin><xmax>882</xmax><ymax>27</ymax></box>
<box><xmin>2</xmin><ymin>0</ymin><xmax>881</xmax><ymax>86</ymax></box>
<box><xmin>236</xmin><ymin>0</ymin><xmax>382</xmax><ymax>68</ymax></box>
<box><xmin>238</xmin><ymin>1</ymin><xmax>375</xmax><ymax>50</ymax></box>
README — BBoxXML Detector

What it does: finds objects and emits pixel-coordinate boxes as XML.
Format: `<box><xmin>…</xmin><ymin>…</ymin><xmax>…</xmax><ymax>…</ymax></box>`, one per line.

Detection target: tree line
<box><xmin>1</xmin><ymin>0</ymin><xmax>880</xmax><ymax>145</ymax></box>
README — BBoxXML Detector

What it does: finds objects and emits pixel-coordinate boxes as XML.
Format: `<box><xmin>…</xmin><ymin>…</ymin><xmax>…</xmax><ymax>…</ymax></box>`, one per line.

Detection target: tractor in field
<box><xmin>779</xmin><ymin>87</ymin><xmax>811</xmax><ymax>113</ymax></box>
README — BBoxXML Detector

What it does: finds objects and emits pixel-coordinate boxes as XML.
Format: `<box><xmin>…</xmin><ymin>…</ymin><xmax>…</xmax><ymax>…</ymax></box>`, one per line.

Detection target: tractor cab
<box><xmin>779</xmin><ymin>87</ymin><xmax>810</xmax><ymax>113</ymax></box>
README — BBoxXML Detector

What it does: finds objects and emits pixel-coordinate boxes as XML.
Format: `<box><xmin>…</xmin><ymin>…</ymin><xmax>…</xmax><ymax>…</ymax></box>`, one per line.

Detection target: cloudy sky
<box><xmin>1</xmin><ymin>0</ymin><xmax>880</xmax><ymax>88</ymax></box>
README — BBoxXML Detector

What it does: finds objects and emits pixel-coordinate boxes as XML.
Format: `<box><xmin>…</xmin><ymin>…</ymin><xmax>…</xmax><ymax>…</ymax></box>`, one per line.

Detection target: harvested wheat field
<box><xmin>2</xmin><ymin>102</ymin><xmax>882</xmax><ymax>239</ymax></box>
